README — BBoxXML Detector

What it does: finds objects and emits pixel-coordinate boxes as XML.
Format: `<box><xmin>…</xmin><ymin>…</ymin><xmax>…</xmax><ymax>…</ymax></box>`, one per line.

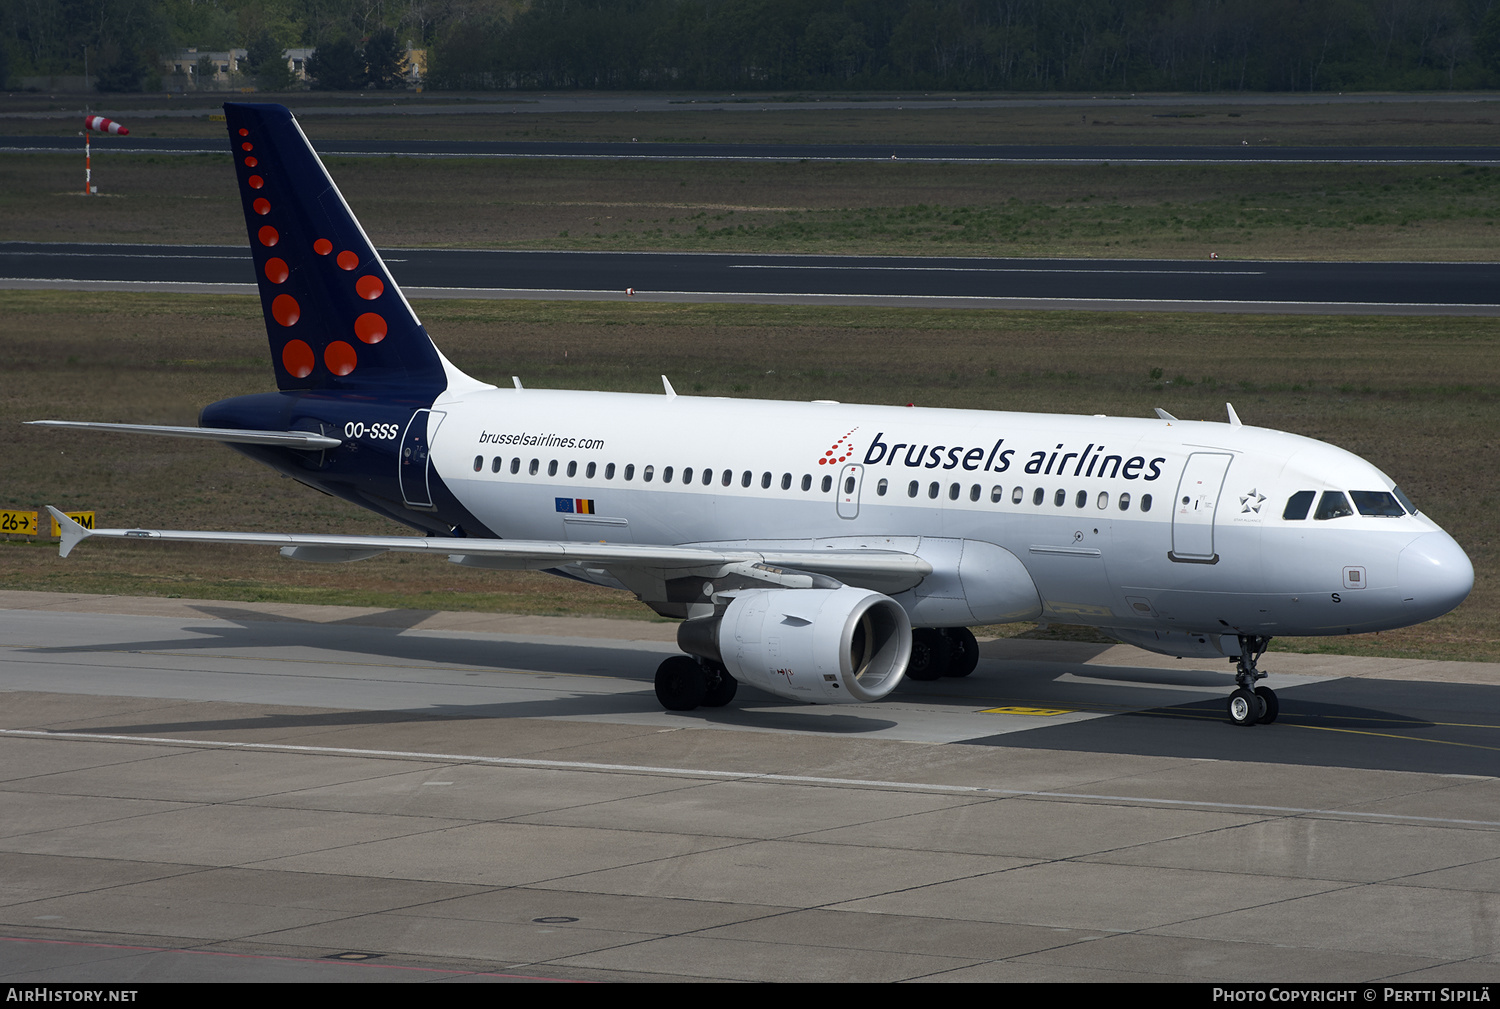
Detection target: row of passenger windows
<box><xmin>1283</xmin><ymin>489</ymin><xmax>1412</xmax><ymax>521</ymax></box>
<box><xmin>470</xmin><ymin>455</ymin><xmax>1155</xmax><ymax>511</ymax></box>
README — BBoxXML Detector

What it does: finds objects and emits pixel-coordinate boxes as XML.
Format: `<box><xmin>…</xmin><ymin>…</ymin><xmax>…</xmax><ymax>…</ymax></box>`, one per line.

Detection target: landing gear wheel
<box><xmin>943</xmin><ymin>627</ymin><xmax>980</xmax><ymax>678</ymax></box>
<box><xmin>701</xmin><ymin>666</ymin><xmax>738</xmax><ymax>707</ymax></box>
<box><xmin>906</xmin><ymin>628</ymin><xmax>952</xmax><ymax>681</ymax></box>
<box><xmin>1228</xmin><ymin>687</ymin><xmax>1259</xmax><ymax>726</ymax></box>
<box><xmin>655</xmin><ymin>655</ymin><xmax>707</xmax><ymax>711</ymax></box>
<box><xmin>1254</xmin><ymin>686</ymin><xmax>1279</xmax><ymax>725</ymax></box>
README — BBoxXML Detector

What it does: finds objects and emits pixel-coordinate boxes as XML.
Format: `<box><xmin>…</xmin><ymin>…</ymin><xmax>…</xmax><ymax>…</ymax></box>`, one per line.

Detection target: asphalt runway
<box><xmin>9</xmin><ymin>135</ymin><xmax>1500</xmax><ymax>164</ymax></box>
<box><xmin>1</xmin><ymin>593</ymin><xmax>1497</xmax><ymax>982</ymax></box>
<box><xmin>5</xmin><ymin>242</ymin><xmax>1498</xmax><ymax>315</ymax></box>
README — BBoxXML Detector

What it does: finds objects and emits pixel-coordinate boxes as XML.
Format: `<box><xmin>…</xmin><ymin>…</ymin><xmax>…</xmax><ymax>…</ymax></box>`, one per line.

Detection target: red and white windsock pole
<box><xmin>83</xmin><ymin>115</ymin><xmax>128</xmax><ymax>195</ymax></box>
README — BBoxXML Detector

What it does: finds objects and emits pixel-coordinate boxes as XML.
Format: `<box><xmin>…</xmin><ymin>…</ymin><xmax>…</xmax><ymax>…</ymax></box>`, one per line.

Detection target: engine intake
<box><xmin>678</xmin><ymin>587</ymin><xmax>912</xmax><ymax>704</ymax></box>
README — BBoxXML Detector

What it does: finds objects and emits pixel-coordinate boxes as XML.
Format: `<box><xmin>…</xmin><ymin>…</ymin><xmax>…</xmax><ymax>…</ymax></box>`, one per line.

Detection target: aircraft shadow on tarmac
<box><xmin>30</xmin><ymin>609</ymin><xmax>1498</xmax><ymax>773</ymax></box>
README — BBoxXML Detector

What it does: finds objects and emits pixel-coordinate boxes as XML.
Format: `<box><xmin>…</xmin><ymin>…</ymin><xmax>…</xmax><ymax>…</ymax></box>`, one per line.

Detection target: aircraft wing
<box><xmin>27</xmin><ymin>421</ymin><xmax>342</xmax><ymax>449</ymax></box>
<box><xmin>45</xmin><ymin>508</ymin><xmax>932</xmax><ymax>593</ymax></box>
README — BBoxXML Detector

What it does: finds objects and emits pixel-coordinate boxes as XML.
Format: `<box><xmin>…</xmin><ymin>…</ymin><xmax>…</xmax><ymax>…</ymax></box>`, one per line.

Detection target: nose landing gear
<box><xmin>1226</xmin><ymin>635</ymin><xmax>1277</xmax><ymax>726</ymax></box>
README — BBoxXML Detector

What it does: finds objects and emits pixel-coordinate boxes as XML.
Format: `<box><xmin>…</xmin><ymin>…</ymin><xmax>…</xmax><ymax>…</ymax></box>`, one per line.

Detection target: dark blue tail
<box><xmin>224</xmin><ymin>103</ymin><xmax>448</xmax><ymax>397</ymax></box>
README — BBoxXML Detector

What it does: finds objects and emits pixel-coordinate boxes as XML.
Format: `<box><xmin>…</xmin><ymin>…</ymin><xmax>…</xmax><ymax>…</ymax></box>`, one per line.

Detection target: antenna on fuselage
<box><xmin>512</xmin><ymin>376</ymin><xmax>523</xmax><ymax>390</ymax></box>
<box><xmin>1225</xmin><ymin>402</ymin><xmax>1242</xmax><ymax>427</ymax></box>
<box><xmin>1154</xmin><ymin>407</ymin><xmax>1177</xmax><ymax>421</ymax></box>
<box><xmin>662</xmin><ymin>375</ymin><xmax>677</xmax><ymax>398</ymax></box>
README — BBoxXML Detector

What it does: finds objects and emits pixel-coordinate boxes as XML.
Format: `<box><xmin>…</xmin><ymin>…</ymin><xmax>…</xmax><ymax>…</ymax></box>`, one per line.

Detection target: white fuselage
<box><xmin>418</xmin><ymin>386</ymin><xmax>1472</xmax><ymax>649</ymax></box>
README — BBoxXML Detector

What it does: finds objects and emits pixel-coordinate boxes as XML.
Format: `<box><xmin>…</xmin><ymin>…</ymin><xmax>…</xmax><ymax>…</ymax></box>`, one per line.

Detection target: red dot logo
<box><xmin>253</xmin><ymin>198</ymin><xmax>270</xmax><ymax>215</ymax></box>
<box><xmin>238</xmin><ymin>128</ymin><xmax>249</xmax><ymax>137</ymax></box>
<box><xmin>355</xmin><ymin>275</ymin><xmax>384</xmax><ymax>300</ymax></box>
<box><xmin>313</xmin><ymin>239</ymin><xmax>332</xmax><ymax>256</ymax></box>
<box><xmin>264</xmin><ymin>258</ymin><xmax>289</xmax><ymax>284</ymax></box>
<box><xmin>271</xmin><ymin>294</ymin><xmax>300</xmax><ymax>326</ymax></box>
<box><xmin>336</xmin><ymin>251</ymin><xmax>359</xmax><ymax>271</ymax></box>
<box><xmin>248</xmin><ymin>175</ymin><xmax>264</xmax><ymax>189</ymax></box>
<box><xmin>244</xmin><ymin>156</ymin><xmax>258</xmax><ymax>168</ymax></box>
<box><xmin>324</xmin><ymin>341</ymin><xmax>357</xmax><ymax>376</ymax></box>
<box><xmin>241</xmin><ymin>142</ymin><xmax>252</xmax><ymax>152</ymax></box>
<box><xmin>354</xmin><ymin>312</ymin><xmax>387</xmax><ymax>344</ymax></box>
<box><xmin>282</xmin><ymin>339</ymin><xmax>313</xmax><ymax>378</ymax></box>
<box><xmin>258</xmin><ymin>226</ymin><xmax>278</xmax><ymax>247</ymax></box>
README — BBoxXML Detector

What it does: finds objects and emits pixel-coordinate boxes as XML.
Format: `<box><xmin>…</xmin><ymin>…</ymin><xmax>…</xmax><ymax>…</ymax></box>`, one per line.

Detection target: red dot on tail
<box><xmin>282</xmin><ymin>339</ymin><xmax>313</xmax><ymax>378</ymax></box>
<box><xmin>258</xmin><ymin>226</ymin><xmax>278</xmax><ymax>247</ymax></box>
<box><xmin>248</xmin><ymin>175</ymin><xmax>264</xmax><ymax>189</ymax></box>
<box><xmin>244</xmin><ymin>156</ymin><xmax>258</xmax><ymax>168</ymax></box>
<box><xmin>324</xmin><ymin>341</ymin><xmax>357</xmax><ymax>376</ymax></box>
<box><xmin>354</xmin><ymin>312</ymin><xmax>387</xmax><ymax>344</ymax></box>
<box><xmin>313</xmin><ymin>239</ymin><xmax>332</xmax><ymax>256</ymax></box>
<box><xmin>238</xmin><ymin>128</ymin><xmax>248</xmax><ymax>137</ymax></box>
<box><xmin>355</xmin><ymin>275</ymin><xmax>384</xmax><ymax>300</ymax></box>
<box><xmin>271</xmin><ymin>294</ymin><xmax>300</xmax><ymax>327</ymax></box>
<box><xmin>241</xmin><ymin>142</ymin><xmax>252</xmax><ymax>151</ymax></box>
<box><xmin>337</xmin><ymin>251</ymin><xmax>358</xmax><ymax>271</ymax></box>
<box><xmin>253</xmin><ymin>198</ymin><xmax>270</xmax><ymax>215</ymax></box>
<box><xmin>264</xmin><ymin>258</ymin><xmax>289</xmax><ymax>284</ymax></box>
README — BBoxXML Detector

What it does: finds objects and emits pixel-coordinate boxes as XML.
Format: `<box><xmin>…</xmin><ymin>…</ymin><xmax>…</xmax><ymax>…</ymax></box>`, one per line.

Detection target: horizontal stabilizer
<box><xmin>28</xmin><ymin>420</ymin><xmax>341</xmax><ymax>449</ymax></box>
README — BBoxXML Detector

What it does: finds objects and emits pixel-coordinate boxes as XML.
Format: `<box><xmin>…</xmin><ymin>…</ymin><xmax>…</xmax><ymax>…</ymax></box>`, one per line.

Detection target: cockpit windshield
<box><xmin>1350</xmin><ymin>490</ymin><xmax>1407</xmax><ymax>517</ymax></box>
<box><xmin>1314</xmin><ymin>491</ymin><xmax>1354</xmax><ymax>520</ymax></box>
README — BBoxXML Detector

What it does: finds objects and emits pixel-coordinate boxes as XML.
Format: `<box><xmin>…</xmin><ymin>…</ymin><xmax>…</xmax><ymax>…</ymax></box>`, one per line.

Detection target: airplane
<box><xmin>33</xmin><ymin>103</ymin><xmax>1474</xmax><ymax>727</ymax></box>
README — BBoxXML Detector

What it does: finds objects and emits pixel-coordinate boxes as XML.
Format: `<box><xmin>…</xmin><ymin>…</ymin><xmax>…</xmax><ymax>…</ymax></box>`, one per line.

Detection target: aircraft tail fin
<box><xmin>223</xmin><ymin>103</ymin><xmax>453</xmax><ymax>397</ymax></box>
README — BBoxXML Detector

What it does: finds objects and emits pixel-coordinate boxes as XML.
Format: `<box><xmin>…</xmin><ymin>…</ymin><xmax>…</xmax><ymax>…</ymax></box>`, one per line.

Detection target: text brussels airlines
<box><xmin>863</xmin><ymin>433</ymin><xmax>1167</xmax><ymax>482</ymax></box>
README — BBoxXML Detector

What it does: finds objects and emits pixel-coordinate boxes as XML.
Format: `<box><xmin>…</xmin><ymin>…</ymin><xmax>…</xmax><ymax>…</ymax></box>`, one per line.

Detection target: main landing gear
<box><xmin>655</xmin><ymin>655</ymin><xmax>738</xmax><ymax>711</ymax></box>
<box><xmin>1226</xmin><ymin>634</ymin><xmax>1278</xmax><ymax>727</ymax></box>
<box><xmin>904</xmin><ymin>627</ymin><xmax>981</xmax><ymax>681</ymax></box>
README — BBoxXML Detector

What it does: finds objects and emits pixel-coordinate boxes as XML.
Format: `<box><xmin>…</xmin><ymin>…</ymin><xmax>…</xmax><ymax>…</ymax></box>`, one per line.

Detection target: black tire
<box><xmin>906</xmin><ymin>628</ymin><xmax>952</xmax><ymax>681</ymax></box>
<box><xmin>1227</xmin><ymin>687</ymin><xmax>1258</xmax><ymax>726</ymax></box>
<box><xmin>655</xmin><ymin>655</ymin><xmax>707</xmax><ymax>711</ymax></box>
<box><xmin>702</xmin><ymin>667</ymin><xmax>738</xmax><ymax>707</ymax></box>
<box><xmin>1255</xmin><ymin>686</ymin><xmax>1279</xmax><ymax>725</ymax></box>
<box><xmin>944</xmin><ymin>627</ymin><xmax>980</xmax><ymax>677</ymax></box>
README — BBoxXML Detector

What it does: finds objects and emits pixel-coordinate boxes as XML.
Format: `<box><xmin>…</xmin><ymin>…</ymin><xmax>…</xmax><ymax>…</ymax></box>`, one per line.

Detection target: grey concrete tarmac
<box><xmin>0</xmin><ymin>591</ymin><xmax>1496</xmax><ymax>983</ymax></box>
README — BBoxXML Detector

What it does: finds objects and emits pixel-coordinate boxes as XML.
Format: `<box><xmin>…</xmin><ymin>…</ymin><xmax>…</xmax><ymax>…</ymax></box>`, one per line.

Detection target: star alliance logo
<box><xmin>1240</xmin><ymin>488</ymin><xmax>1266</xmax><ymax>513</ymax></box>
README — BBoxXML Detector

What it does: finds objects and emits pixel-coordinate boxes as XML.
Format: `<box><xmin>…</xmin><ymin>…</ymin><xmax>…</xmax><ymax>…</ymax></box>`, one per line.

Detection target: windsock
<box><xmin>84</xmin><ymin>116</ymin><xmax>128</xmax><ymax>136</ymax></box>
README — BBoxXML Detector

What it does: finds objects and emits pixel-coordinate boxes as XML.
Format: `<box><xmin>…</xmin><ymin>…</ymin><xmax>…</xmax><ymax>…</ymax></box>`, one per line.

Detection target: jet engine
<box><xmin>678</xmin><ymin>586</ymin><xmax>911</xmax><ymax>704</ymax></box>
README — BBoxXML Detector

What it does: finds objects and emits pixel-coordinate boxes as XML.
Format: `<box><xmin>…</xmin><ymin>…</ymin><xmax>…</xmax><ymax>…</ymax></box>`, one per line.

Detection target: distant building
<box><xmin>163</xmin><ymin>43</ymin><xmax>424</xmax><ymax>91</ymax></box>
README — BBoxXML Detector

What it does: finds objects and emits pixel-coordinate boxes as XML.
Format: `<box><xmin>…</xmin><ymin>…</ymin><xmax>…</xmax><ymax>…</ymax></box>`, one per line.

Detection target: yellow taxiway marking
<box><xmin>981</xmin><ymin>706</ymin><xmax>1074</xmax><ymax>716</ymax></box>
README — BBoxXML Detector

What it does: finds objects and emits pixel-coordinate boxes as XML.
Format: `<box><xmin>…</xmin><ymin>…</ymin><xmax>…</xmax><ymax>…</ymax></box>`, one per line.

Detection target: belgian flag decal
<box><xmin>556</xmin><ymin>498</ymin><xmax>595</xmax><ymax>514</ymax></box>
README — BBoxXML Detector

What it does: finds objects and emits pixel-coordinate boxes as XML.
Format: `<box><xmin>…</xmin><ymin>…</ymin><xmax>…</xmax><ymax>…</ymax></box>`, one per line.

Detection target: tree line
<box><xmin>5</xmin><ymin>0</ymin><xmax>1500</xmax><ymax>93</ymax></box>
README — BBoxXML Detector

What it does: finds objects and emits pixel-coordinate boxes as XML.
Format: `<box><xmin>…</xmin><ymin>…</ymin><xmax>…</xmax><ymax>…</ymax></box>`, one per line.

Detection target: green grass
<box><xmin>2</xmin><ymin>291</ymin><xmax>1495</xmax><ymax>661</ymax></box>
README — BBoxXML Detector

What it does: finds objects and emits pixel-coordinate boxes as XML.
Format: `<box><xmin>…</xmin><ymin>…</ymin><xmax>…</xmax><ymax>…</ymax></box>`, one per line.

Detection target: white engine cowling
<box><xmin>689</xmin><ymin>587</ymin><xmax>912</xmax><ymax>704</ymax></box>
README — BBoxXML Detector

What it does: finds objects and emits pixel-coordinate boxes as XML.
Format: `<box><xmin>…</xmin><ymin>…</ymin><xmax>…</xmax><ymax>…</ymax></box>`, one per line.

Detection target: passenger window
<box><xmin>1032</xmin><ymin>488</ymin><xmax>1044</xmax><ymax>506</ymax></box>
<box><xmin>822</xmin><ymin>475</ymin><xmax>833</xmax><ymax>493</ymax></box>
<box><xmin>510</xmin><ymin>458</ymin><xmax>520</xmax><ymax>475</ymax></box>
<box><xmin>707</xmin><ymin>469</ymin><xmax>717</xmax><ymax>486</ymax></box>
<box><xmin>643</xmin><ymin>465</ymin><xmax>654</xmax><ymax>482</ymax></box>
<box><xmin>663</xmin><ymin>466</ymin><xmax>675</xmax><ymax>483</ymax></box>
<box><xmin>970</xmin><ymin>484</ymin><xmax>981</xmax><ymax>502</ymax></box>
<box><xmin>740</xmin><ymin>471</ymin><xmax>751</xmax><ymax>488</ymax></box>
<box><xmin>492</xmin><ymin>457</ymin><xmax>503</xmax><ymax>474</ymax></box>
<box><xmin>845</xmin><ymin>476</ymin><xmax>856</xmax><ymax>493</ymax></box>
<box><xmin>1012</xmin><ymin>486</ymin><xmax>1024</xmax><ymax>504</ymax></box>
<box><xmin>586</xmin><ymin>461</ymin><xmax>596</xmax><ymax>479</ymax></box>
<box><xmin>908</xmin><ymin>480</ymin><xmax>919</xmax><ymax>498</ymax></box>
<box><xmin>1140</xmin><ymin>494</ymin><xmax>1152</xmax><ymax>512</ymax></box>
<box><xmin>529</xmin><ymin>459</ymin><xmax>539</xmax><ymax>475</ymax></box>
<box><xmin>991</xmin><ymin>485</ymin><xmax>1003</xmax><ymax>503</ymax></box>
<box><xmin>472</xmin><ymin>455</ymin><xmax>482</xmax><ymax>472</ymax></box>
<box><xmin>1053</xmin><ymin>489</ymin><xmax>1066</xmax><ymax>507</ymax></box>
<box><xmin>927</xmin><ymin>482</ymin><xmax>939</xmax><ymax>499</ymax></box>
<box><xmin>605</xmin><ymin>463</ymin><xmax>615</xmax><ymax>479</ymax></box>
<box><xmin>1097</xmin><ymin>491</ymin><xmax>1108</xmax><ymax>509</ymax></box>
<box><xmin>761</xmin><ymin>472</ymin><xmax>771</xmax><ymax>489</ymax></box>
<box><xmin>548</xmin><ymin>460</ymin><xmax>558</xmax><ymax>477</ymax></box>
<box><xmin>1351</xmin><ymin>490</ymin><xmax>1406</xmax><ymax>517</ymax></box>
<box><xmin>946</xmin><ymin>483</ymin><xmax>959</xmax><ymax>500</ymax></box>
<box><xmin>781</xmin><ymin>473</ymin><xmax>792</xmax><ymax>490</ymax></box>
<box><xmin>1076</xmin><ymin>490</ymin><xmax>1087</xmax><ymax>508</ymax></box>
<box><xmin>801</xmin><ymin>474</ymin><xmax>812</xmax><ymax>491</ymax></box>
<box><xmin>566</xmin><ymin>461</ymin><xmax>577</xmax><ymax>478</ymax></box>
<box><xmin>1119</xmin><ymin>492</ymin><xmax>1131</xmax><ymax>511</ymax></box>
<box><xmin>623</xmin><ymin>464</ymin><xmax>634</xmax><ymax>481</ymax></box>
<box><xmin>1315</xmin><ymin>491</ymin><xmax>1354</xmax><ymax>520</ymax></box>
<box><xmin>1283</xmin><ymin>490</ymin><xmax>1315</xmax><ymax>520</ymax></box>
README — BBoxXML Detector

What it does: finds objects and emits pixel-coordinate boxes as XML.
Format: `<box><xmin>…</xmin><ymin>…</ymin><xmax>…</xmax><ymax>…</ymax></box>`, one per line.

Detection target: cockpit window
<box><xmin>1350</xmin><ymin>490</ymin><xmax>1407</xmax><ymax>517</ymax></box>
<box><xmin>1283</xmin><ymin>490</ymin><xmax>1315</xmax><ymax>521</ymax></box>
<box><xmin>1314</xmin><ymin>491</ymin><xmax>1354</xmax><ymax>520</ymax></box>
<box><xmin>1392</xmin><ymin>485</ymin><xmax>1417</xmax><ymax>515</ymax></box>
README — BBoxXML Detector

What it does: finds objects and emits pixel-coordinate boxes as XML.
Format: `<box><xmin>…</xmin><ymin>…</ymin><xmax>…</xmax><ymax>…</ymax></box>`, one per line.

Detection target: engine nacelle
<box><xmin>679</xmin><ymin>587</ymin><xmax>912</xmax><ymax>704</ymax></box>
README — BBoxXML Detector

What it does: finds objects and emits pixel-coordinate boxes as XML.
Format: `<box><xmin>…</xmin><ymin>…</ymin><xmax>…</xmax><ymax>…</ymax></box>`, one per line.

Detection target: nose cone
<box><xmin>1398</xmin><ymin>532</ymin><xmax>1474</xmax><ymax>622</ymax></box>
